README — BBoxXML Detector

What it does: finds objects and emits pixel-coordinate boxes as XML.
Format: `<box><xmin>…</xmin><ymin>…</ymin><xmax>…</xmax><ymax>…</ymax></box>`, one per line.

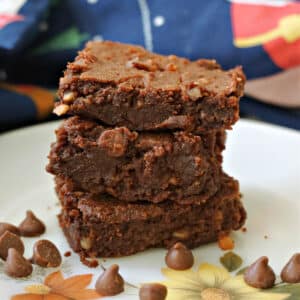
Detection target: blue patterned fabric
<box><xmin>0</xmin><ymin>0</ymin><xmax>299</xmax><ymax>131</ymax></box>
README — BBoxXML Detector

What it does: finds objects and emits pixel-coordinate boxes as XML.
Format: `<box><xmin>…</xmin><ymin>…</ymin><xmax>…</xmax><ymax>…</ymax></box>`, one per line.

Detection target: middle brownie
<box><xmin>47</xmin><ymin>116</ymin><xmax>224</xmax><ymax>204</ymax></box>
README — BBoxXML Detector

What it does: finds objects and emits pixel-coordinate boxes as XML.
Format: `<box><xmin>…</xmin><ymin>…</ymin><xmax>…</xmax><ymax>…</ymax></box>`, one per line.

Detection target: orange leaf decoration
<box><xmin>11</xmin><ymin>271</ymin><xmax>101</xmax><ymax>300</ymax></box>
<box><xmin>218</xmin><ymin>235</ymin><xmax>235</xmax><ymax>251</ymax></box>
<box><xmin>12</xmin><ymin>295</ymin><xmax>43</xmax><ymax>300</ymax></box>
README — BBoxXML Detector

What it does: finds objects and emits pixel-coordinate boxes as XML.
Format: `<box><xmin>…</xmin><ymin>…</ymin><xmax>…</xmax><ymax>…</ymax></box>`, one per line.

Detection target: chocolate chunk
<box><xmin>0</xmin><ymin>231</ymin><xmax>24</xmax><ymax>260</ymax></box>
<box><xmin>139</xmin><ymin>283</ymin><xmax>167</xmax><ymax>300</ymax></box>
<box><xmin>281</xmin><ymin>253</ymin><xmax>300</xmax><ymax>283</ymax></box>
<box><xmin>95</xmin><ymin>264</ymin><xmax>124</xmax><ymax>296</ymax></box>
<box><xmin>32</xmin><ymin>240</ymin><xmax>62</xmax><ymax>268</ymax></box>
<box><xmin>244</xmin><ymin>256</ymin><xmax>276</xmax><ymax>289</ymax></box>
<box><xmin>165</xmin><ymin>242</ymin><xmax>194</xmax><ymax>270</ymax></box>
<box><xmin>18</xmin><ymin>210</ymin><xmax>46</xmax><ymax>237</ymax></box>
<box><xmin>97</xmin><ymin>127</ymin><xmax>137</xmax><ymax>157</ymax></box>
<box><xmin>0</xmin><ymin>222</ymin><xmax>20</xmax><ymax>236</ymax></box>
<box><xmin>4</xmin><ymin>248</ymin><xmax>32</xmax><ymax>278</ymax></box>
<box><xmin>80</xmin><ymin>253</ymin><xmax>99</xmax><ymax>268</ymax></box>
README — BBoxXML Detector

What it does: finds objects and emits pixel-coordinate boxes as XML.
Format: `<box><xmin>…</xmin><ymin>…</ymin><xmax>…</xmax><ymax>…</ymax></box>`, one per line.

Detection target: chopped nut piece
<box><xmin>187</xmin><ymin>87</ymin><xmax>202</xmax><ymax>101</ymax></box>
<box><xmin>53</xmin><ymin>104</ymin><xmax>69</xmax><ymax>116</ymax></box>
<box><xmin>131</xmin><ymin>59</ymin><xmax>159</xmax><ymax>71</ymax></box>
<box><xmin>166</xmin><ymin>63</ymin><xmax>177</xmax><ymax>71</ymax></box>
<box><xmin>172</xmin><ymin>229</ymin><xmax>190</xmax><ymax>239</ymax></box>
<box><xmin>63</xmin><ymin>91</ymin><xmax>75</xmax><ymax>103</ymax></box>
<box><xmin>214</xmin><ymin>211</ymin><xmax>224</xmax><ymax>222</ymax></box>
<box><xmin>198</xmin><ymin>78</ymin><xmax>209</xmax><ymax>84</ymax></box>
<box><xmin>137</xmin><ymin>100</ymin><xmax>144</xmax><ymax>108</ymax></box>
<box><xmin>168</xmin><ymin>177</ymin><xmax>178</xmax><ymax>185</ymax></box>
<box><xmin>80</xmin><ymin>237</ymin><xmax>92</xmax><ymax>250</ymax></box>
<box><xmin>167</xmin><ymin>55</ymin><xmax>177</xmax><ymax>61</ymax></box>
<box><xmin>126</xmin><ymin>57</ymin><xmax>139</xmax><ymax>68</ymax></box>
<box><xmin>97</xmin><ymin>127</ymin><xmax>138</xmax><ymax>157</ymax></box>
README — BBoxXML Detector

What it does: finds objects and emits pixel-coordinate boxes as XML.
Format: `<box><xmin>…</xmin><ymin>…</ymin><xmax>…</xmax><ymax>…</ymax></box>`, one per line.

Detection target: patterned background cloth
<box><xmin>0</xmin><ymin>0</ymin><xmax>299</xmax><ymax>131</ymax></box>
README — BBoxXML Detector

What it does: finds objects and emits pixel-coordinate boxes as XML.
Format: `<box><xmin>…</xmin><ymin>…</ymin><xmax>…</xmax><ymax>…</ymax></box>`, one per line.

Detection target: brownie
<box><xmin>47</xmin><ymin>116</ymin><xmax>225</xmax><ymax>204</ymax></box>
<box><xmin>57</xmin><ymin>173</ymin><xmax>246</xmax><ymax>258</ymax></box>
<box><xmin>55</xmin><ymin>41</ymin><xmax>245</xmax><ymax>133</ymax></box>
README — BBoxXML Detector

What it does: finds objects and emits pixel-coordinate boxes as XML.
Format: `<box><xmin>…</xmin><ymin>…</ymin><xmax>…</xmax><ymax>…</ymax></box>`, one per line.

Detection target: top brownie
<box><xmin>56</xmin><ymin>41</ymin><xmax>245</xmax><ymax>132</ymax></box>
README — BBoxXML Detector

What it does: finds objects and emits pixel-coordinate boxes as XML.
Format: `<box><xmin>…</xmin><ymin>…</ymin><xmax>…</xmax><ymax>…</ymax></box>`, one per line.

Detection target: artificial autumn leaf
<box><xmin>220</xmin><ymin>251</ymin><xmax>243</xmax><ymax>272</ymax></box>
<box><xmin>12</xmin><ymin>295</ymin><xmax>42</xmax><ymax>300</ymax></box>
<box><xmin>161</xmin><ymin>263</ymin><xmax>289</xmax><ymax>300</ymax></box>
<box><xmin>11</xmin><ymin>271</ymin><xmax>101</xmax><ymax>300</ymax></box>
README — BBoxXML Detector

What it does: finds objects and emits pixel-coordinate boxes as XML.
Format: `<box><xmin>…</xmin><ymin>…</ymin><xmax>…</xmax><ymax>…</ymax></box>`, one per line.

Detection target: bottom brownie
<box><xmin>56</xmin><ymin>174</ymin><xmax>246</xmax><ymax>258</ymax></box>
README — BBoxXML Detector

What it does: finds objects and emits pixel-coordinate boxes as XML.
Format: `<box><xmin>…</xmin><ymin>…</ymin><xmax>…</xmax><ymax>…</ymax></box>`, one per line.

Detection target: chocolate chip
<box><xmin>244</xmin><ymin>256</ymin><xmax>276</xmax><ymax>289</ymax></box>
<box><xmin>97</xmin><ymin>127</ymin><xmax>137</xmax><ymax>157</ymax></box>
<box><xmin>4</xmin><ymin>248</ymin><xmax>32</xmax><ymax>278</ymax></box>
<box><xmin>0</xmin><ymin>231</ymin><xmax>24</xmax><ymax>260</ymax></box>
<box><xmin>18</xmin><ymin>210</ymin><xmax>46</xmax><ymax>237</ymax></box>
<box><xmin>139</xmin><ymin>283</ymin><xmax>167</xmax><ymax>300</ymax></box>
<box><xmin>95</xmin><ymin>264</ymin><xmax>124</xmax><ymax>296</ymax></box>
<box><xmin>281</xmin><ymin>253</ymin><xmax>300</xmax><ymax>283</ymax></box>
<box><xmin>32</xmin><ymin>240</ymin><xmax>62</xmax><ymax>268</ymax></box>
<box><xmin>0</xmin><ymin>222</ymin><xmax>20</xmax><ymax>236</ymax></box>
<box><xmin>165</xmin><ymin>242</ymin><xmax>194</xmax><ymax>270</ymax></box>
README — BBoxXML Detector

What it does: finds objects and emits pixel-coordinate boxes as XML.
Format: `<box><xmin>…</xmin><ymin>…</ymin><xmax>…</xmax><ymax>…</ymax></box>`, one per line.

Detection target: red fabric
<box><xmin>231</xmin><ymin>3</ymin><xmax>300</xmax><ymax>69</ymax></box>
<box><xmin>0</xmin><ymin>14</ymin><xmax>23</xmax><ymax>30</ymax></box>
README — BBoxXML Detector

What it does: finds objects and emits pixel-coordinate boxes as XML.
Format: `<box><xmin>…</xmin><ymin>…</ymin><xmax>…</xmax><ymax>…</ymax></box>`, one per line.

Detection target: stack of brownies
<box><xmin>46</xmin><ymin>41</ymin><xmax>246</xmax><ymax>258</ymax></box>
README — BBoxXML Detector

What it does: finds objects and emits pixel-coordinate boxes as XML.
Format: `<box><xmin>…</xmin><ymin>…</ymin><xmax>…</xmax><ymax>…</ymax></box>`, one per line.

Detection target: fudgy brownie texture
<box><xmin>47</xmin><ymin>116</ymin><xmax>225</xmax><ymax>204</ymax></box>
<box><xmin>56</xmin><ymin>41</ymin><xmax>245</xmax><ymax>133</ymax></box>
<box><xmin>56</xmin><ymin>174</ymin><xmax>246</xmax><ymax>258</ymax></box>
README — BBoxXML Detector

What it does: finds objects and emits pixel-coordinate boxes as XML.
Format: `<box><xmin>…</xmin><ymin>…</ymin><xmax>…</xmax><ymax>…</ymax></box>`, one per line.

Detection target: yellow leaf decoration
<box><xmin>161</xmin><ymin>263</ymin><xmax>289</xmax><ymax>300</ymax></box>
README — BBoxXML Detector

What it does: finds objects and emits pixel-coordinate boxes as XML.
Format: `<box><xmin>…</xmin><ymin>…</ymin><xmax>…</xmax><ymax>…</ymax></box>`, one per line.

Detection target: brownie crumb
<box><xmin>64</xmin><ymin>251</ymin><xmax>72</xmax><ymax>257</ymax></box>
<box><xmin>241</xmin><ymin>227</ymin><xmax>247</xmax><ymax>233</ymax></box>
<box><xmin>80</xmin><ymin>254</ymin><xmax>99</xmax><ymax>268</ymax></box>
<box><xmin>264</xmin><ymin>235</ymin><xmax>268</xmax><ymax>239</ymax></box>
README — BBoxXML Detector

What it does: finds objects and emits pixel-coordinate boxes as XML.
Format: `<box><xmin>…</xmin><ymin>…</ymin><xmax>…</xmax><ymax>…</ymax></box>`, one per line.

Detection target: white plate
<box><xmin>0</xmin><ymin>119</ymin><xmax>299</xmax><ymax>299</ymax></box>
